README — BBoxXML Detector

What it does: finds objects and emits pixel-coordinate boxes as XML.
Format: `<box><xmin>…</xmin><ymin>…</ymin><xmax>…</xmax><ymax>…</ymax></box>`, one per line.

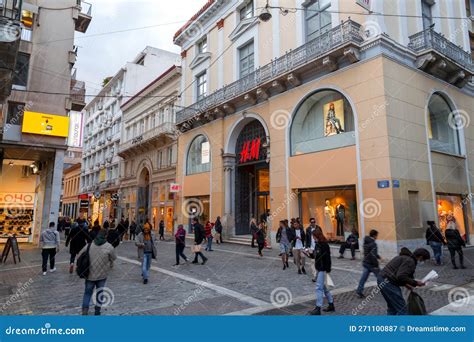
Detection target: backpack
<box><xmin>76</xmin><ymin>243</ymin><xmax>92</xmax><ymax>279</ymax></box>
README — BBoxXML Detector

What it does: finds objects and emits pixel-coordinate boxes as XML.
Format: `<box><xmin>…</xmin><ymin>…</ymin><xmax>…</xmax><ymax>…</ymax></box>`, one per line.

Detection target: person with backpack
<box><xmin>174</xmin><ymin>224</ymin><xmax>188</xmax><ymax>265</ymax></box>
<box><xmin>377</xmin><ymin>247</ymin><xmax>430</xmax><ymax>315</ymax></box>
<box><xmin>66</xmin><ymin>221</ymin><xmax>91</xmax><ymax>274</ymax></box>
<box><xmin>445</xmin><ymin>218</ymin><xmax>466</xmax><ymax>269</ymax></box>
<box><xmin>356</xmin><ymin>229</ymin><xmax>381</xmax><ymax>298</ymax></box>
<box><xmin>40</xmin><ymin>222</ymin><xmax>60</xmax><ymax>276</ymax></box>
<box><xmin>191</xmin><ymin>218</ymin><xmax>208</xmax><ymax>265</ymax></box>
<box><xmin>308</xmin><ymin>229</ymin><xmax>334</xmax><ymax>315</ymax></box>
<box><xmin>78</xmin><ymin>229</ymin><xmax>116</xmax><ymax>315</ymax></box>
<box><xmin>136</xmin><ymin>219</ymin><xmax>157</xmax><ymax>284</ymax></box>
<box><xmin>425</xmin><ymin>221</ymin><xmax>445</xmax><ymax>266</ymax></box>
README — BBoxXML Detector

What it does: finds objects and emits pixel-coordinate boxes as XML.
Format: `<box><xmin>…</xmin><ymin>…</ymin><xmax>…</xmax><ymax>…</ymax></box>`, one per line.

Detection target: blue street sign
<box><xmin>377</xmin><ymin>180</ymin><xmax>390</xmax><ymax>189</ymax></box>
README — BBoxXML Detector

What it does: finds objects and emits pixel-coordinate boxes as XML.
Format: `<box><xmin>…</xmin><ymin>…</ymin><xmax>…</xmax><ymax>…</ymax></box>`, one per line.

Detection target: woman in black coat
<box><xmin>65</xmin><ymin>222</ymin><xmax>91</xmax><ymax>274</ymax></box>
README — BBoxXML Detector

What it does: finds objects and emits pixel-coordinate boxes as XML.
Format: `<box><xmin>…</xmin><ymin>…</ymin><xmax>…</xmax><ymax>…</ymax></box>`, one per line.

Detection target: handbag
<box><xmin>76</xmin><ymin>243</ymin><xmax>91</xmax><ymax>279</ymax></box>
<box><xmin>192</xmin><ymin>244</ymin><xmax>202</xmax><ymax>253</ymax></box>
<box><xmin>407</xmin><ymin>291</ymin><xmax>427</xmax><ymax>315</ymax></box>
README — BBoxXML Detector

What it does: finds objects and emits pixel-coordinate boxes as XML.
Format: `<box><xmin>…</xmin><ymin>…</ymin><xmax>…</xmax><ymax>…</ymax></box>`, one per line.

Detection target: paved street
<box><xmin>1</xmin><ymin>236</ymin><xmax>473</xmax><ymax>316</ymax></box>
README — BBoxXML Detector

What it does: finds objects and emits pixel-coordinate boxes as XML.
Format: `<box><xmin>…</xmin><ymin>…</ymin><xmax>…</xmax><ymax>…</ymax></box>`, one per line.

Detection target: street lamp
<box><xmin>258</xmin><ymin>1</ymin><xmax>272</xmax><ymax>22</ymax></box>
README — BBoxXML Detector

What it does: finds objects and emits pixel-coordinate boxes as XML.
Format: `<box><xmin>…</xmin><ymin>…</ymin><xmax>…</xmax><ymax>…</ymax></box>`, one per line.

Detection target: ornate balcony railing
<box><xmin>119</xmin><ymin>122</ymin><xmax>175</xmax><ymax>155</ymax></box>
<box><xmin>408</xmin><ymin>28</ymin><xmax>473</xmax><ymax>72</ymax></box>
<box><xmin>176</xmin><ymin>19</ymin><xmax>363</xmax><ymax>124</ymax></box>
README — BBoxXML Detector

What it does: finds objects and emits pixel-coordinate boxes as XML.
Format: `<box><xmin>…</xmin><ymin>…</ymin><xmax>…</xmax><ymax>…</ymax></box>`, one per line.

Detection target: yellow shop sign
<box><xmin>22</xmin><ymin>111</ymin><xmax>69</xmax><ymax>137</ymax></box>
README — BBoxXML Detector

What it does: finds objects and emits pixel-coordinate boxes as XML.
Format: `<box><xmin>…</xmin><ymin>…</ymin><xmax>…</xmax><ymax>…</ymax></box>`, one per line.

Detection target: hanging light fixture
<box><xmin>259</xmin><ymin>0</ymin><xmax>272</xmax><ymax>22</ymax></box>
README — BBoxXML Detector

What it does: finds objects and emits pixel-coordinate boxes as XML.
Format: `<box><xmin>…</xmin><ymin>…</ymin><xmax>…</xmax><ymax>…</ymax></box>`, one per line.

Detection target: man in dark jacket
<box><xmin>425</xmin><ymin>221</ymin><xmax>445</xmax><ymax>266</ymax></box>
<box><xmin>356</xmin><ymin>229</ymin><xmax>380</xmax><ymax>298</ymax></box>
<box><xmin>445</xmin><ymin>226</ymin><xmax>466</xmax><ymax>269</ymax></box>
<box><xmin>377</xmin><ymin>247</ymin><xmax>430</xmax><ymax>315</ymax></box>
<box><xmin>192</xmin><ymin>218</ymin><xmax>208</xmax><ymax>265</ymax></box>
<box><xmin>89</xmin><ymin>220</ymin><xmax>101</xmax><ymax>240</ymax></box>
<box><xmin>66</xmin><ymin>222</ymin><xmax>91</xmax><ymax>274</ymax></box>
<box><xmin>338</xmin><ymin>229</ymin><xmax>359</xmax><ymax>260</ymax></box>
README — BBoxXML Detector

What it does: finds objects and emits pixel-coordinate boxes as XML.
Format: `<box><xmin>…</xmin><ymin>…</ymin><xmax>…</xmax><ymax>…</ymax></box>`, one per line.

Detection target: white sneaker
<box><xmin>49</xmin><ymin>268</ymin><xmax>57</xmax><ymax>273</ymax></box>
<box><xmin>42</xmin><ymin>272</ymin><xmax>47</xmax><ymax>276</ymax></box>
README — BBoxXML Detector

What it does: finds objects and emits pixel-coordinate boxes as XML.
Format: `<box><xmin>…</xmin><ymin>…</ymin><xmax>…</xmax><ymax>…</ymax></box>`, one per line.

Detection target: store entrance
<box><xmin>136</xmin><ymin>168</ymin><xmax>150</xmax><ymax>225</ymax></box>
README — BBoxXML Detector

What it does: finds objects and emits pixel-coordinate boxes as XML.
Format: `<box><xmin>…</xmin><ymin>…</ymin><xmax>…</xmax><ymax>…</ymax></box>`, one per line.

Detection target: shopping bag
<box><xmin>326</xmin><ymin>273</ymin><xmax>335</xmax><ymax>288</ymax></box>
<box><xmin>191</xmin><ymin>244</ymin><xmax>202</xmax><ymax>253</ymax></box>
<box><xmin>407</xmin><ymin>291</ymin><xmax>427</xmax><ymax>315</ymax></box>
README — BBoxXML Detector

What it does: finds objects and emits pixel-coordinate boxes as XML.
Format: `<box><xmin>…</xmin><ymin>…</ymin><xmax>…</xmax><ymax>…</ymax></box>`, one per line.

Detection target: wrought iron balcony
<box><xmin>408</xmin><ymin>28</ymin><xmax>473</xmax><ymax>87</ymax></box>
<box><xmin>176</xmin><ymin>19</ymin><xmax>363</xmax><ymax>125</ymax></box>
<box><xmin>118</xmin><ymin>122</ymin><xmax>176</xmax><ymax>157</ymax></box>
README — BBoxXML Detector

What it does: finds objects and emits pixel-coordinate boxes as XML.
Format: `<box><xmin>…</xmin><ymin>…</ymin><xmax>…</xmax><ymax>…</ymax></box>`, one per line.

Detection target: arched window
<box><xmin>290</xmin><ymin>89</ymin><xmax>355</xmax><ymax>155</ymax></box>
<box><xmin>428</xmin><ymin>93</ymin><xmax>461</xmax><ymax>155</ymax></box>
<box><xmin>186</xmin><ymin>135</ymin><xmax>210</xmax><ymax>175</ymax></box>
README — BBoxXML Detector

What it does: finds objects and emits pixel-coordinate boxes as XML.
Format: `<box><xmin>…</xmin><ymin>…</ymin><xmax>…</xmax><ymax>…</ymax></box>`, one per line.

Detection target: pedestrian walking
<box><xmin>79</xmin><ymin>229</ymin><xmax>116</xmax><ymax>315</ymax></box>
<box><xmin>356</xmin><ymin>229</ymin><xmax>381</xmax><ymax>298</ymax></box>
<box><xmin>377</xmin><ymin>247</ymin><xmax>430</xmax><ymax>315</ymax></box>
<box><xmin>425</xmin><ymin>221</ymin><xmax>445</xmax><ymax>266</ymax></box>
<box><xmin>276</xmin><ymin>220</ymin><xmax>294</xmax><ymax>270</ymax></box>
<box><xmin>308</xmin><ymin>230</ymin><xmax>334</xmax><ymax>315</ymax></box>
<box><xmin>174</xmin><ymin>224</ymin><xmax>188</xmax><ymax>265</ymax></box>
<box><xmin>106</xmin><ymin>227</ymin><xmax>121</xmax><ymax>248</ymax></box>
<box><xmin>191</xmin><ymin>218</ymin><xmax>208</xmax><ymax>265</ymax></box>
<box><xmin>250</xmin><ymin>218</ymin><xmax>258</xmax><ymax>248</ymax></box>
<box><xmin>129</xmin><ymin>220</ymin><xmax>137</xmax><ymax>241</ymax></box>
<box><xmin>445</xmin><ymin>219</ymin><xmax>466</xmax><ymax>269</ymax></box>
<box><xmin>66</xmin><ymin>221</ymin><xmax>91</xmax><ymax>274</ymax></box>
<box><xmin>159</xmin><ymin>220</ymin><xmax>165</xmax><ymax>240</ymax></box>
<box><xmin>214</xmin><ymin>216</ymin><xmax>223</xmax><ymax>244</ymax></box>
<box><xmin>291</xmin><ymin>219</ymin><xmax>306</xmax><ymax>275</ymax></box>
<box><xmin>40</xmin><ymin>222</ymin><xmax>60</xmax><ymax>276</ymax></box>
<box><xmin>64</xmin><ymin>217</ymin><xmax>71</xmax><ymax>238</ymax></box>
<box><xmin>89</xmin><ymin>219</ymin><xmax>101</xmax><ymax>240</ymax></box>
<box><xmin>338</xmin><ymin>228</ymin><xmax>359</xmax><ymax>260</ymax></box>
<box><xmin>117</xmin><ymin>218</ymin><xmax>126</xmax><ymax>242</ymax></box>
<box><xmin>305</xmin><ymin>218</ymin><xmax>322</xmax><ymax>282</ymax></box>
<box><xmin>135</xmin><ymin>220</ymin><xmax>157</xmax><ymax>284</ymax></box>
<box><xmin>256</xmin><ymin>221</ymin><xmax>266</xmax><ymax>257</ymax></box>
<box><xmin>204</xmin><ymin>221</ymin><xmax>214</xmax><ymax>251</ymax></box>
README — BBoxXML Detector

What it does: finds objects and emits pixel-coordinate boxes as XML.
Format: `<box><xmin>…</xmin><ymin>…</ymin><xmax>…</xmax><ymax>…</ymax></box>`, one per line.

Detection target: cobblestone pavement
<box><xmin>0</xmin><ymin>236</ymin><xmax>473</xmax><ymax>316</ymax></box>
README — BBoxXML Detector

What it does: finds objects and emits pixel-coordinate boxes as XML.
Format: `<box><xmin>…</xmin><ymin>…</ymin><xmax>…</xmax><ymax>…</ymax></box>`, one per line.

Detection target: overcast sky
<box><xmin>74</xmin><ymin>0</ymin><xmax>205</xmax><ymax>94</ymax></box>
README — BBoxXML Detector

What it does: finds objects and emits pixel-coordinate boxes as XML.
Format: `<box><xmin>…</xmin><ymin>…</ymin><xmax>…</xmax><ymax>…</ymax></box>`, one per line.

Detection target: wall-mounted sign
<box><xmin>239</xmin><ymin>137</ymin><xmax>261</xmax><ymax>164</ymax></box>
<box><xmin>22</xmin><ymin>111</ymin><xmax>69</xmax><ymax>137</ymax></box>
<box><xmin>111</xmin><ymin>193</ymin><xmax>120</xmax><ymax>201</ymax></box>
<box><xmin>392</xmin><ymin>180</ymin><xmax>400</xmax><ymax>188</ymax></box>
<box><xmin>68</xmin><ymin>111</ymin><xmax>83</xmax><ymax>147</ymax></box>
<box><xmin>78</xmin><ymin>194</ymin><xmax>89</xmax><ymax>200</ymax></box>
<box><xmin>79</xmin><ymin>199</ymin><xmax>89</xmax><ymax>208</ymax></box>
<box><xmin>377</xmin><ymin>180</ymin><xmax>390</xmax><ymax>189</ymax></box>
<box><xmin>0</xmin><ymin>192</ymin><xmax>35</xmax><ymax>205</ymax></box>
<box><xmin>170</xmin><ymin>183</ymin><xmax>181</xmax><ymax>193</ymax></box>
<box><xmin>201</xmin><ymin>141</ymin><xmax>210</xmax><ymax>164</ymax></box>
<box><xmin>356</xmin><ymin>0</ymin><xmax>371</xmax><ymax>11</ymax></box>
<box><xmin>99</xmin><ymin>169</ymin><xmax>106</xmax><ymax>182</ymax></box>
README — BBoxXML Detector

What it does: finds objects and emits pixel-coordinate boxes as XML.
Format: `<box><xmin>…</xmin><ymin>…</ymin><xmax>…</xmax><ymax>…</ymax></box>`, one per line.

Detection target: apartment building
<box><xmin>0</xmin><ymin>0</ymin><xmax>91</xmax><ymax>244</ymax></box>
<box><xmin>118</xmin><ymin>65</ymin><xmax>181</xmax><ymax>233</ymax></box>
<box><xmin>61</xmin><ymin>163</ymin><xmax>81</xmax><ymax>218</ymax></box>
<box><xmin>173</xmin><ymin>0</ymin><xmax>474</xmax><ymax>255</ymax></box>
<box><xmin>79</xmin><ymin>47</ymin><xmax>179</xmax><ymax>224</ymax></box>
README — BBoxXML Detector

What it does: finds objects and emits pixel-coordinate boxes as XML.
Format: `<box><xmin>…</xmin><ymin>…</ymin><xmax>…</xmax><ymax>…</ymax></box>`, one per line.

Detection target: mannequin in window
<box><xmin>335</xmin><ymin>202</ymin><xmax>345</xmax><ymax>236</ymax></box>
<box><xmin>323</xmin><ymin>199</ymin><xmax>335</xmax><ymax>238</ymax></box>
<box><xmin>325</xmin><ymin>102</ymin><xmax>344</xmax><ymax>136</ymax></box>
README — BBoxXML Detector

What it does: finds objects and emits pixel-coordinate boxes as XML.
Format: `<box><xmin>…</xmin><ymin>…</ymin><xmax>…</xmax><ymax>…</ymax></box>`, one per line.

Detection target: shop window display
<box><xmin>186</xmin><ymin>135</ymin><xmax>211</xmax><ymax>175</ymax></box>
<box><xmin>436</xmin><ymin>194</ymin><xmax>467</xmax><ymax>240</ymax></box>
<box><xmin>0</xmin><ymin>192</ymin><xmax>35</xmax><ymax>242</ymax></box>
<box><xmin>299</xmin><ymin>187</ymin><xmax>358</xmax><ymax>241</ymax></box>
<box><xmin>290</xmin><ymin>89</ymin><xmax>355</xmax><ymax>156</ymax></box>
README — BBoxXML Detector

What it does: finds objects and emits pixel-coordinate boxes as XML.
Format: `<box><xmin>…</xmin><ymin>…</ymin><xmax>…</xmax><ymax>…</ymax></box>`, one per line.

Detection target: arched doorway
<box><xmin>137</xmin><ymin>167</ymin><xmax>150</xmax><ymax>225</ymax></box>
<box><xmin>234</xmin><ymin>120</ymin><xmax>269</xmax><ymax>235</ymax></box>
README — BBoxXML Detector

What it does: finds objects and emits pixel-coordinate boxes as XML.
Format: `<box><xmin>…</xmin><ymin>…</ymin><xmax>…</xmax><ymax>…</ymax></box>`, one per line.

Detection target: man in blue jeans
<box><xmin>425</xmin><ymin>221</ymin><xmax>445</xmax><ymax>265</ymax></box>
<box><xmin>377</xmin><ymin>247</ymin><xmax>430</xmax><ymax>315</ymax></box>
<box><xmin>79</xmin><ymin>230</ymin><xmax>116</xmax><ymax>315</ymax></box>
<box><xmin>356</xmin><ymin>229</ymin><xmax>381</xmax><ymax>298</ymax></box>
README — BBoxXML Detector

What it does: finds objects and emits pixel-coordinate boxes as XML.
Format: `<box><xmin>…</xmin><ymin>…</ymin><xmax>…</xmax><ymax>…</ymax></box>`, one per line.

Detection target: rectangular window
<box><xmin>196</xmin><ymin>72</ymin><xmax>207</xmax><ymax>101</ymax></box>
<box><xmin>421</xmin><ymin>0</ymin><xmax>433</xmax><ymax>30</ymax></box>
<box><xmin>12</xmin><ymin>53</ymin><xmax>30</xmax><ymax>87</ymax></box>
<box><xmin>158</xmin><ymin>150</ymin><xmax>163</xmax><ymax>169</ymax></box>
<box><xmin>167</xmin><ymin>146</ymin><xmax>173</xmax><ymax>166</ymax></box>
<box><xmin>197</xmin><ymin>37</ymin><xmax>208</xmax><ymax>54</ymax></box>
<box><xmin>7</xmin><ymin>101</ymin><xmax>25</xmax><ymax>125</ymax></box>
<box><xmin>240</xmin><ymin>1</ymin><xmax>254</xmax><ymax>20</ymax></box>
<box><xmin>239</xmin><ymin>41</ymin><xmax>255</xmax><ymax>78</ymax></box>
<box><xmin>408</xmin><ymin>191</ymin><xmax>421</xmax><ymax>228</ymax></box>
<box><xmin>304</xmin><ymin>0</ymin><xmax>332</xmax><ymax>42</ymax></box>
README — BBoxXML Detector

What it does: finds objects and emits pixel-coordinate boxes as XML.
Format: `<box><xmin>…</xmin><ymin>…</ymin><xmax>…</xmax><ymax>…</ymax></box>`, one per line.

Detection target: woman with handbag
<box><xmin>308</xmin><ymin>230</ymin><xmax>334</xmax><ymax>315</ymax></box>
<box><xmin>135</xmin><ymin>220</ymin><xmax>157</xmax><ymax>284</ymax></box>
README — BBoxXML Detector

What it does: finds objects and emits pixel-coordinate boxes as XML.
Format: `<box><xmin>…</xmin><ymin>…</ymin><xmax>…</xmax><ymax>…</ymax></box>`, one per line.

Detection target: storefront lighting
<box><xmin>8</xmin><ymin>161</ymin><xmax>14</xmax><ymax>167</ymax></box>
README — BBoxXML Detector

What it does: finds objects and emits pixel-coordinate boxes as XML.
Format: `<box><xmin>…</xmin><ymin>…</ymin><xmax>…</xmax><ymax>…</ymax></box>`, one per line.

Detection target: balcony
<box><xmin>74</xmin><ymin>0</ymin><xmax>92</xmax><ymax>33</ymax></box>
<box><xmin>70</xmin><ymin>78</ymin><xmax>86</xmax><ymax>111</ymax></box>
<box><xmin>118</xmin><ymin>122</ymin><xmax>176</xmax><ymax>158</ymax></box>
<box><xmin>408</xmin><ymin>28</ymin><xmax>473</xmax><ymax>87</ymax></box>
<box><xmin>0</xmin><ymin>0</ymin><xmax>22</xmax><ymax>102</ymax></box>
<box><xmin>176</xmin><ymin>19</ymin><xmax>364</xmax><ymax>127</ymax></box>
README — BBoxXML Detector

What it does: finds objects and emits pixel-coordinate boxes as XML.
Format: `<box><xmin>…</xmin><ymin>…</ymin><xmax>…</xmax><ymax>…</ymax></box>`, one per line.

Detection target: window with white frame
<box><xmin>239</xmin><ymin>1</ymin><xmax>254</xmax><ymax>20</ymax></box>
<box><xmin>304</xmin><ymin>0</ymin><xmax>332</xmax><ymax>42</ymax></box>
<box><xmin>239</xmin><ymin>41</ymin><xmax>255</xmax><ymax>78</ymax></box>
<box><xmin>196</xmin><ymin>72</ymin><xmax>207</xmax><ymax>101</ymax></box>
<box><xmin>197</xmin><ymin>36</ymin><xmax>208</xmax><ymax>54</ymax></box>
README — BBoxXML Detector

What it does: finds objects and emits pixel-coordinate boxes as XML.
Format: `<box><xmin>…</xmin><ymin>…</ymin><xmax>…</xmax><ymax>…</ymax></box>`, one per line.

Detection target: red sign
<box><xmin>239</xmin><ymin>138</ymin><xmax>261</xmax><ymax>163</ymax></box>
<box><xmin>78</xmin><ymin>194</ymin><xmax>89</xmax><ymax>200</ymax></box>
<box><xmin>170</xmin><ymin>183</ymin><xmax>181</xmax><ymax>193</ymax></box>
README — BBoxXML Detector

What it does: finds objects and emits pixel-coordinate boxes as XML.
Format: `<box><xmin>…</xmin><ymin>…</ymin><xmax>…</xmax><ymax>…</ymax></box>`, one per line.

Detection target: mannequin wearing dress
<box><xmin>323</xmin><ymin>200</ymin><xmax>335</xmax><ymax>237</ymax></box>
